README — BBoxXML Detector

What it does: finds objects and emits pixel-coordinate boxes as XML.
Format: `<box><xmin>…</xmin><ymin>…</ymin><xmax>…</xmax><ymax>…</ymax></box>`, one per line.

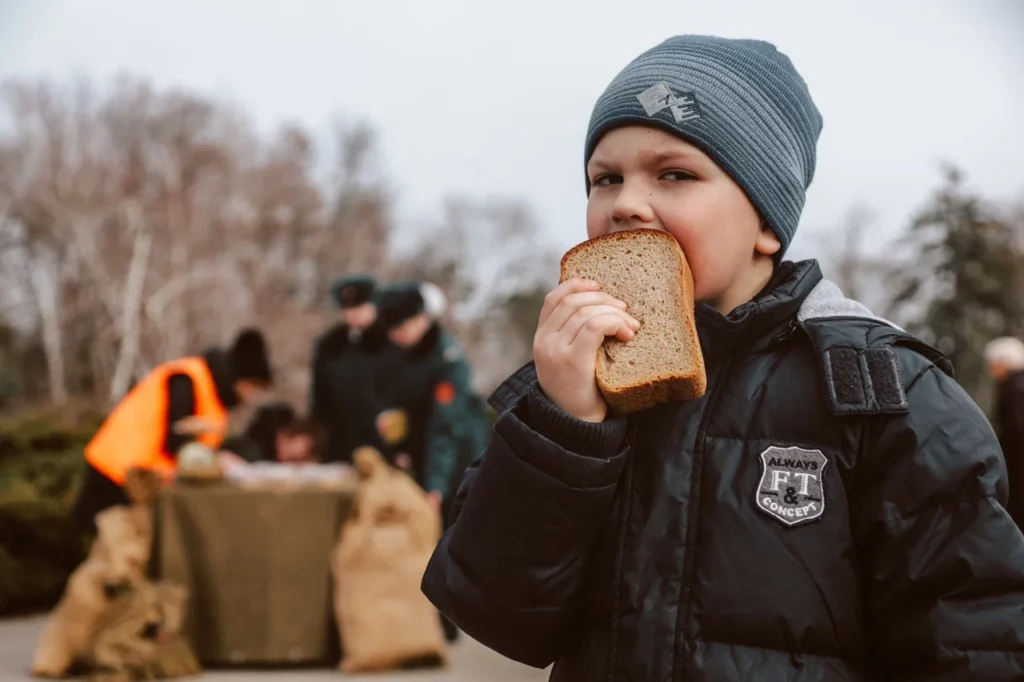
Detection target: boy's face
<box><xmin>586</xmin><ymin>126</ymin><xmax>781</xmax><ymax>314</ymax></box>
<box><xmin>276</xmin><ymin>431</ymin><xmax>314</xmax><ymax>464</ymax></box>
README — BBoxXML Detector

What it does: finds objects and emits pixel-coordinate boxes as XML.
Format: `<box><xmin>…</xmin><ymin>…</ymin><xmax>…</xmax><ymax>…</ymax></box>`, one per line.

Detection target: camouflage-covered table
<box><xmin>155</xmin><ymin>482</ymin><xmax>355</xmax><ymax>666</ymax></box>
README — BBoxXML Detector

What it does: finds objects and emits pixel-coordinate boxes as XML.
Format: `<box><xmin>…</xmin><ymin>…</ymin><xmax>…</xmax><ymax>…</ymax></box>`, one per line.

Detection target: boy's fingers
<box><xmin>571</xmin><ymin>313</ymin><xmax>636</xmax><ymax>352</ymax></box>
<box><xmin>563</xmin><ymin>307</ymin><xmax>638</xmax><ymax>347</ymax></box>
<box><xmin>538</xmin><ymin>278</ymin><xmax>600</xmax><ymax>327</ymax></box>
<box><xmin>544</xmin><ymin>291</ymin><xmax>629</xmax><ymax>336</ymax></box>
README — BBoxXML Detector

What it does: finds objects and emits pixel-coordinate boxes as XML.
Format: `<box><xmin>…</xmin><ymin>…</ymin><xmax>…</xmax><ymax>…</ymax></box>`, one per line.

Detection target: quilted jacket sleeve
<box><xmin>421</xmin><ymin>389</ymin><xmax>629</xmax><ymax>668</ymax></box>
<box><xmin>855</xmin><ymin>350</ymin><xmax>1024</xmax><ymax>681</ymax></box>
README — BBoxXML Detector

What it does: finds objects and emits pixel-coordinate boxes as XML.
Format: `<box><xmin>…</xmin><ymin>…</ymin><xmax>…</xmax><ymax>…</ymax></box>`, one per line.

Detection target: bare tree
<box><xmin>814</xmin><ymin>204</ymin><xmax>897</xmax><ymax>316</ymax></box>
<box><xmin>0</xmin><ymin>77</ymin><xmax>401</xmax><ymax>407</ymax></box>
<box><xmin>0</xmin><ymin>75</ymin><xmax>572</xmax><ymax>407</ymax></box>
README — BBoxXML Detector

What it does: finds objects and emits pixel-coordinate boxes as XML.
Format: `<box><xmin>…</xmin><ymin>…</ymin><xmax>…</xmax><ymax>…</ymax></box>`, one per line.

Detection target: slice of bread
<box><xmin>559</xmin><ymin>229</ymin><xmax>707</xmax><ymax>415</ymax></box>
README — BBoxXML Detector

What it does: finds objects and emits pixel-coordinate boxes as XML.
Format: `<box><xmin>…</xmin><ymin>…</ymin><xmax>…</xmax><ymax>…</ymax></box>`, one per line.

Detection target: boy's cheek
<box><xmin>585</xmin><ymin>198</ymin><xmax>612</xmax><ymax>239</ymax></box>
<box><xmin>585</xmin><ymin>217</ymin><xmax>609</xmax><ymax>240</ymax></box>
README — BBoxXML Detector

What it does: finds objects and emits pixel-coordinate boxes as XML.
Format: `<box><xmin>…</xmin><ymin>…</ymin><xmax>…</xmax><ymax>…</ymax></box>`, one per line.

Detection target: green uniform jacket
<box><xmin>381</xmin><ymin>324</ymin><xmax>489</xmax><ymax>497</ymax></box>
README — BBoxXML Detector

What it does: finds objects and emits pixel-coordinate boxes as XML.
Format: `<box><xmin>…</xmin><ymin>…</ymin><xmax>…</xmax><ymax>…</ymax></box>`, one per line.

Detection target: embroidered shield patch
<box><xmin>756</xmin><ymin>446</ymin><xmax>828</xmax><ymax>527</ymax></box>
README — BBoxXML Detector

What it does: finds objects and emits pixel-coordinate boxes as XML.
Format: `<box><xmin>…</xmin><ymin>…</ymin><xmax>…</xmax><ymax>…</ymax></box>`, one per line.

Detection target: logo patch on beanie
<box><xmin>637</xmin><ymin>82</ymin><xmax>701</xmax><ymax>124</ymax></box>
<box><xmin>756</xmin><ymin>446</ymin><xmax>827</xmax><ymax>527</ymax></box>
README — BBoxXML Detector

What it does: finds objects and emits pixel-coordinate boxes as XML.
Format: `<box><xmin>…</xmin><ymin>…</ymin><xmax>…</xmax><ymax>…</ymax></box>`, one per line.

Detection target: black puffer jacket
<box><xmin>422</xmin><ymin>260</ymin><xmax>1024</xmax><ymax>681</ymax></box>
<box><xmin>309</xmin><ymin>322</ymin><xmax>392</xmax><ymax>463</ymax></box>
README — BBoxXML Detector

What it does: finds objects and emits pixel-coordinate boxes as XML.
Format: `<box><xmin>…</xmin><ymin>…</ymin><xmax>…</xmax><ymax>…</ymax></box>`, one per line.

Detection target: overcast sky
<box><xmin>1</xmin><ymin>0</ymin><xmax>1022</xmax><ymax>264</ymax></box>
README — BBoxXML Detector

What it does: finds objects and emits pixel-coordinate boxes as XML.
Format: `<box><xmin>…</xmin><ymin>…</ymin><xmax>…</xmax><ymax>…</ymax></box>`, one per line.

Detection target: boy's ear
<box><xmin>755</xmin><ymin>223</ymin><xmax>781</xmax><ymax>258</ymax></box>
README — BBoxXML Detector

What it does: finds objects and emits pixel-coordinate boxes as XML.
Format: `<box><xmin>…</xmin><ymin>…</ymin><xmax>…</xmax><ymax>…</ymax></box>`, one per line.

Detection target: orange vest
<box><xmin>85</xmin><ymin>357</ymin><xmax>229</xmax><ymax>485</ymax></box>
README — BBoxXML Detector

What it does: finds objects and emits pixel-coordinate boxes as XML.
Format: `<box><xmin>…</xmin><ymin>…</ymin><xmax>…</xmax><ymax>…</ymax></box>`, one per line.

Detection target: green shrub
<box><xmin>0</xmin><ymin>493</ymin><xmax>91</xmax><ymax>615</ymax></box>
<box><xmin>0</xmin><ymin>405</ymin><xmax>103</xmax><ymax>616</ymax></box>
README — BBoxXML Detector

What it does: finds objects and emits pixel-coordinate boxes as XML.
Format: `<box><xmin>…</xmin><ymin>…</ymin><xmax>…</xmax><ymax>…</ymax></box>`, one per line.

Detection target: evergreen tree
<box><xmin>890</xmin><ymin>165</ymin><xmax>1024</xmax><ymax>405</ymax></box>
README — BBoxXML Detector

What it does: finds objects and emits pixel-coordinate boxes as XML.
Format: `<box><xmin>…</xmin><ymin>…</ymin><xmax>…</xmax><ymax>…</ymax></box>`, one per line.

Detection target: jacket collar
<box><xmin>695</xmin><ymin>259</ymin><xmax>822</xmax><ymax>365</ymax></box>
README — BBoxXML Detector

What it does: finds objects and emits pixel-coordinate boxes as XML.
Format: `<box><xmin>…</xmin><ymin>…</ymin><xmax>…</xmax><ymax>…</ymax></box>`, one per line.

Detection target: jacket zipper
<box><xmin>602</xmin><ymin>417</ymin><xmax>634</xmax><ymax>675</ymax></box>
<box><xmin>672</xmin><ymin>355</ymin><xmax>736</xmax><ymax>681</ymax></box>
<box><xmin>770</xmin><ymin>319</ymin><xmax>800</xmax><ymax>347</ymax></box>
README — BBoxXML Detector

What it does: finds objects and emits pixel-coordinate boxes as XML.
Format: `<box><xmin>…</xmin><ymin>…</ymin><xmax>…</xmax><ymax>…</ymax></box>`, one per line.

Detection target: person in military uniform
<box><xmin>374</xmin><ymin>281</ymin><xmax>489</xmax><ymax>516</ymax></box>
<box><xmin>375</xmin><ymin>281</ymin><xmax>489</xmax><ymax>644</ymax></box>
<box><xmin>309</xmin><ymin>274</ymin><xmax>393</xmax><ymax>464</ymax></box>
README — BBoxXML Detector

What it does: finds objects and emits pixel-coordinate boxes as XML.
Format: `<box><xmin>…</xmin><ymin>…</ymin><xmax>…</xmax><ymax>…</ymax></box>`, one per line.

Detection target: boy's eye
<box><xmin>661</xmin><ymin>170</ymin><xmax>696</xmax><ymax>182</ymax></box>
<box><xmin>592</xmin><ymin>174</ymin><xmax>622</xmax><ymax>187</ymax></box>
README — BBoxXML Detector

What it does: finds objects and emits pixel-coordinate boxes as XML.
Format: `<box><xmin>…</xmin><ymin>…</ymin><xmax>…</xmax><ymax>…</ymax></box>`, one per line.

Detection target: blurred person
<box><xmin>375</xmin><ymin>281</ymin><xmax>488</xmax><ymax>518</ymax></box>
<box><xmin>986</xmin><ymin>336</ymin><xmax>1024</xmax><ymax>528</ymax></box>
<box><xmin>309</xmin><ymin>274</ymin><xmax>393</xmax><ymax>463</ymax></box>
<box><xmin>274</xmin><ymin>417</ymin><xmax>325</xmax><ymax>464</ymax></box>
<box><xmin>233</xmin><ymin>401</ymin><xmax>299</xmax><ymax>462</ymax></box>
<box><xmin>219</xmin><ymin>409</ymin><xmax>326</xmax><ymax>470</ymax></box>
<box><xmin>219</xmin><ymin>401</ymin><xmax>325</xmax><ymax>465</ymax></box>
<box><xmin>72</xmin><ymin>329</ymin><xmax>273</xmax><ymax>531</ymax></box>
<box><xmin>376</xmin><ymin>280</ymin><xmax>489</xmax><ymax>644</ymax></box>
<box><xmin>422</xmin><ymin>34</ymin><xmax>1024</xmax><ymax>679</ymax></box>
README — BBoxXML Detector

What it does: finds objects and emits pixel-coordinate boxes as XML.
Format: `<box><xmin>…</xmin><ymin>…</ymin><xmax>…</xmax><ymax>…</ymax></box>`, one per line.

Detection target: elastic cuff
<box><xmin>522</xmin><ymin>388</ymin><xmax>626</xmax><ymax>458</ymax></box>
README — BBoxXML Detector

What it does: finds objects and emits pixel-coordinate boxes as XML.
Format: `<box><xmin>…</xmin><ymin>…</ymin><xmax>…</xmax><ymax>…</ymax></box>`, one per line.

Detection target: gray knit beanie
<box><xmin>585</xmin><ymin>35</ymin><xmax>823</xmax><ymax>256</ymax></box>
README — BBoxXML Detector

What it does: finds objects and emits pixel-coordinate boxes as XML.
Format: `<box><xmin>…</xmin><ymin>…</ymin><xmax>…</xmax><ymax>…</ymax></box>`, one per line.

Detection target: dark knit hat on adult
<box><xmin>377</xmin><ymin>282</ymin><xmax>427</xmax><ymax>329</ymax></box>
<box><xmin>229</xmin><ymin>328</ymin><xmax>272</xmax><ymax>383</ymax></box>
<box><xmin>584</xmin><ymin>35</ymin><xmax>823</xmax><ymax>256</ymax></box>
<box><xmin>377</xmin><ymin>281</ymin><xmax>448</xmax><ymax>329</ymax></box>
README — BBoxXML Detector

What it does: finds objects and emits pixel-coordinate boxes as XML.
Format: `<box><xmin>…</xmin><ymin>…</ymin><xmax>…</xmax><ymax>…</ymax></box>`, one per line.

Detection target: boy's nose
<box><xmin>610</xmin><ymin>181</ymin><xmax>656</xmax><ymax>229</ymax></box>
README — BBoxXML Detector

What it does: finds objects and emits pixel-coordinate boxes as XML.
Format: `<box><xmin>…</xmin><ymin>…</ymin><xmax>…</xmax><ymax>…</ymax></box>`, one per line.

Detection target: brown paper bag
<box><xmin>331</xmin><ymin>447</ymin><xmax>446</xmax><ymax>672</ymax></box>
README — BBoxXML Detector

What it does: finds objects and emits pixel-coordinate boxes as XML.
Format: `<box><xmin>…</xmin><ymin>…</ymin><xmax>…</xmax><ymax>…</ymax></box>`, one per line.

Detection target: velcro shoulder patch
<box><xmin>821</xmin><ymin>346</ymin><xmax>907</xmax><ymax>415</ymax></box>
<box><xmin>800</xmin><ymin>320</ymin><xmax>910</xmax><ymax>416</ymax></box>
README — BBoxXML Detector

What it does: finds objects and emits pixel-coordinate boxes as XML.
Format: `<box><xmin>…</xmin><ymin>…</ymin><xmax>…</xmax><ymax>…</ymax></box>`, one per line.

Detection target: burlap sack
<box><xmin>85</xmin><ymin>580</ymin><xmax>199</xmax><ymax>682</ymax></box>
<box><xmin>32</xmin><ymin>469</ymin><xmax>161</xmax><ymax>678</ymax></box>
<box><xmin>331</xmin><ymin>447</ymin><xmax>446</xmax><ymax>672</ymax></box>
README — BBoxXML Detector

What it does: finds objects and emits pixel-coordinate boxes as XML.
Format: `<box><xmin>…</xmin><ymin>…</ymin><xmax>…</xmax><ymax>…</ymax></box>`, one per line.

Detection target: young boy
<box><xmin>221</xmin><ymin>401</ymin><xmax>326</xmax><ymax>465</ymax></box>
<box><xmin>273</xmin><ymin>417</ymin><xmax>324</xmax><ymax>465</ymax></box>
<box><xmin>422</xmin><ymin>35</ymin><xmax>1024</xmax><ymax>680</ymax></box>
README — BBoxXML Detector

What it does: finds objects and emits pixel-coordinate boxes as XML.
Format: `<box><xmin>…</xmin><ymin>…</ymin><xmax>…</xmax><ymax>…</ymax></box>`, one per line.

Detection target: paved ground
<box><xmin>0</xmin><ymin>616</ymin><xmax>550</xmax><ymax>681</ymax></box>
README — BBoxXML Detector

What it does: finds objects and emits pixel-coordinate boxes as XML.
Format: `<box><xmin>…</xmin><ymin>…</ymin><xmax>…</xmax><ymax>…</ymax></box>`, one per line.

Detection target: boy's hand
<box><xmin>533</xmin><ymin>278</ymin><xmax>640</xmax><ymax>423</ymax></box>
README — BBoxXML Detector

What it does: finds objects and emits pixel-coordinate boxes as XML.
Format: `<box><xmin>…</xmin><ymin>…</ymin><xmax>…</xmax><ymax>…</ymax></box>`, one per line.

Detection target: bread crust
<box><xmin>559</xmin><ymin>229</ymin><xmax>707</xmax><ymax>414</ymax></box>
